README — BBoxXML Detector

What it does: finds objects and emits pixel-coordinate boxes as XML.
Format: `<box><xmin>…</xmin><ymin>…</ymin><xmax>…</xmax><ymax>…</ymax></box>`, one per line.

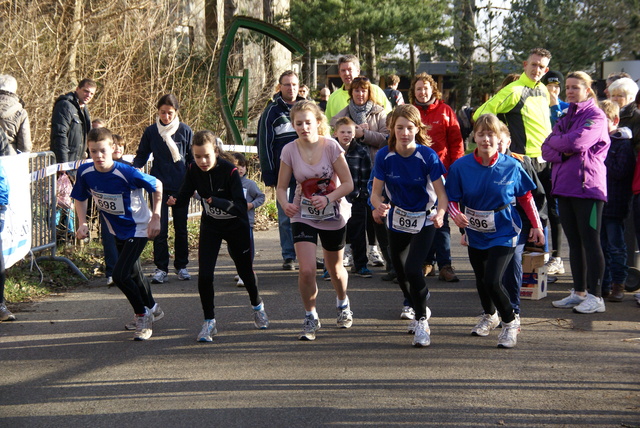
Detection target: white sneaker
<box><xmin>471</xmin><ymin>312</ymin><xmax>500</xmax><ymax>336</ymax></box>
<box><xmin>635</xmin><ymin>292</ymin><xmax>640</xmax><ymax>306</ymax></box>
<box><xmin>151</xmin><ymin>269</ymin><xmax>168</xmax><ymax>284</ymax></box>
<box><xmin>125</xmin><ymin>303</ymin><xmax>163</xmax><ymax>331</ymax></box>
<box><xmin>343</xmin><ymin>252</ymin><xmax>353</xmax><ymax>267</ymax></box>
<box><xmin>176</xmin><ymin>268</ymin><xmax>191</xmax><ymax>281</ymax></box>
<box><xmin>400</xmin><ymin>306</ymin><xmax>415</xmax><ymax>320</ymax></box>
<box><xmin>234</xmin><ymin>274</ymin><xmax>240</xmax><ymax>281</ymax></box>
<box><xmin>573</xmin><ymin>293</ymin><xmax>606</xmax><ymax>314</ymax></box>
<box><xmin>412</xmin><ymin>317</ymin><xmax>431</xmax><ymax>347</ymax></box>
<box><xmin>253</xmin><ymin>306</ymin><xmax>270</xmax><ymax>329</ymax></box>
<box><xmin>407</xmin><ymin>307</ymin><xmax>430</xmax><ymax>333</ymax></box>
<box><xmin>545</xmin><ymin>257</ymin><xmax>565</xmax><ymax>275</ymax></box>
<box><xmin>236</xmin><ymin>277</ymin><xmax>245</xmax><ymax>287</ymax></box>
<box><xmin>497</xmin><ymin>319</ymin><xmax>519</xmax><ymax>348</ymax></box>
<box><xmin>337</xmin><ymin>305</ymin><xmax>353</xmax><ymax>328</ymax></box>
<box><xmin>0</xmin><ymin>303</ymin><xmax>15</xmax><ymax>321</ymax></box>
<box><xmin>197</xmin><ymin>319</ymin><xmax>217</xmax><ymax>342</ymax></box>
<box><xmin>552</xmin><ymin>289</ymin><xmax>586</xmax><ymax>308</ymax></box>
<box><xmin>367</xmin><ymin>245</ymin><xmax>385</xmax><ymax>267</ymax></box>
<box><xmin>133</xmin><ymin>308</ymin><xmax>153</xmax><ymax>341</ymax></box>
<box><xmin>299</xmin><ymin>316</ymin><xmax>321</xmax><ymax>341</ymax></box>
<box><xmin>106</xmin><ymin>276</ymin><xmax>114</xmax><ymax>286</ymax></box>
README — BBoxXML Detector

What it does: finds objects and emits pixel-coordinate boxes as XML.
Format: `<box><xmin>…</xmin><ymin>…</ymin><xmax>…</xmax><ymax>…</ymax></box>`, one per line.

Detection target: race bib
<box><xmin>92</xmin><ymin>191</ymin><xmax>125</xmax><ymax>215</ymax></box>
<box><xmin>465</xmin><ymin>207</ymin><xmax>496</xmax><ymax>233</ymax></box>
<box><xmin>203</xmin><ymin>200</ymin><xmax>236</xmax><ymax>219</ymax></box>
<box><xmin>391</xmin><ymin>207</ymin><xmax>426</xmax><ymax>234</ymax></box>
<box><xmin>300</xmin><ymin>197</ymin><xmax>335</xmax><ymax>221</ymax></box>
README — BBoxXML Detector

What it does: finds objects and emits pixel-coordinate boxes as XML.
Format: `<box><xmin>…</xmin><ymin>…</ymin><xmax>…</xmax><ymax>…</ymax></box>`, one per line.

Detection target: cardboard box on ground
<box><xmin>520</xmin><ymin>251</ymin><xmax>548</xmax><ymax>300</ymax></box>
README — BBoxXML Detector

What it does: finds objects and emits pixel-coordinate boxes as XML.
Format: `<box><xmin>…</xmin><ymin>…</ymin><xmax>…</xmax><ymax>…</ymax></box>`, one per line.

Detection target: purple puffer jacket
<box><xmin>541</xmin><ymin>98</ymin><xmax>610</xmax><ymax>201</ymax></box>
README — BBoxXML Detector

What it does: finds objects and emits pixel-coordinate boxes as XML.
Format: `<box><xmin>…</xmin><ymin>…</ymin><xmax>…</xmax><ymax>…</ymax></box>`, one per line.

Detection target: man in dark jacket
<box><xmin>257</xmin><ymin>70</ymin><xmax>303</xmax><ymax>271</ymax></box>
<box><xmin>50</xmin><ymin>79</ymin><xmax>96</xmax><ymax>163</ymax></box>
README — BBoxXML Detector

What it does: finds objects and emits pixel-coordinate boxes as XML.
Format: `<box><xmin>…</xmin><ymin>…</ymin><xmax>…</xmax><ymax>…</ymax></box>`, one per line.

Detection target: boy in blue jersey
<box><xmin>72</xmin><ymin>128</ymin><xmax>164</xmax><ymax>341</ymax></box>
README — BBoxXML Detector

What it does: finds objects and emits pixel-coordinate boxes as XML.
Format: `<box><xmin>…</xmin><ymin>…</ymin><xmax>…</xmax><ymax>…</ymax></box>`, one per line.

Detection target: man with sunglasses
<box><xmin>325</xmin><ymin>55</ymin><xmax>391</xmax><ymax>122</ymax></box>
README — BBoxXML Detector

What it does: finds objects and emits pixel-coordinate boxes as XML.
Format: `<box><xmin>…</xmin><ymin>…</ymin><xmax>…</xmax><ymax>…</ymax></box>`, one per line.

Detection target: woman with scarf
<box><xmin>133</xmin><ymin>94</ymin><xmax>193</xmax><ymax>284</ymax></box>
<box><xmin>329</xmin><ymin>76</ymin><xmax>389</xmax><ymax>161</ymax></box>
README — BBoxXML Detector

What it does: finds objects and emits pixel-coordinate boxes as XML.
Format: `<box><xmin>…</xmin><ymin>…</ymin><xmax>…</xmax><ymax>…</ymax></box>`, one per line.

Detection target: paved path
<box><xmin>1</xmin><ymin>227</ymin><xmax>639</xmax><ymax>427</ymax></box>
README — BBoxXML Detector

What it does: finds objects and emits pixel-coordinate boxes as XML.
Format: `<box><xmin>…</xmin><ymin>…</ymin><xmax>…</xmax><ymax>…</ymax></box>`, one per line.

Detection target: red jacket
<box><xmin>414</xmin><ymin>99</ymin><xmax>465</xmax><ymax>171</ymax></box>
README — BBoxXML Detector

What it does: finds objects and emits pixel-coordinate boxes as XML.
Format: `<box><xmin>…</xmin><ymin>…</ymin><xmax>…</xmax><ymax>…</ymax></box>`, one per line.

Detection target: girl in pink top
<box><xmin>277</xmin><ymin>101</ymin><xmax>354</xmax><ymax>341</ymax></box>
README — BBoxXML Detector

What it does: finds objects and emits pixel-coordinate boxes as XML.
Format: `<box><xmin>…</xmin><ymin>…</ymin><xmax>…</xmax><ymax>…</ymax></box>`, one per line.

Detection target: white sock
<box><xmin>253</xmin><ymin>302</ymin><xmax>264</xmax><ymax>311</ymax></box>
<box><xmin>337</xmin><ymin>296</ymin><xmax>349</xmax><ymax>308</ymax></box>
<box><xmin>305</xmin><ymin>310</ymin><xmax>318</xmax><ymax>319</ymax></box>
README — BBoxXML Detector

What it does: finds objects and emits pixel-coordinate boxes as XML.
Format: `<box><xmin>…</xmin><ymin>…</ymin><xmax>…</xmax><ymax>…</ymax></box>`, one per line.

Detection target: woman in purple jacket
<box><xmin>542</xmin><ymin>71</ymin><xmax>611</xmax><ymax>314</ymax></box>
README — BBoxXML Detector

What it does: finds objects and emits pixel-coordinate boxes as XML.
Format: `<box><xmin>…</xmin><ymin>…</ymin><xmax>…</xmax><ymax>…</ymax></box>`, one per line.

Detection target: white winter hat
<box><xmin>0</xmin><ymin>75</ymin><xmax>18</xmax><ymax>93</ymax></box>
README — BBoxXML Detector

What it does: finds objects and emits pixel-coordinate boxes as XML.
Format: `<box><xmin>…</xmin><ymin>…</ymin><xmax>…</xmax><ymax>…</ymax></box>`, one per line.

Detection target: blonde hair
<box><xmin>387</xmin><ymin>104</ymin><xmax>431</xmax><ymax>151</ymax></box>
<box><xmin>598</xmin><ymin>99</ymin><xmax>620</xmax><ymax>122</ymax></box>
<box><xmin>290</xmin><ymin>100</ymin><xmax>330</xmax><ymax>136</ymax></box>
<box><xmin>473</xmin><ymin>113</ymin><xmax>504</xmax><ymax>135</ymax></box>
<box><xmin>566</xmin><ymin>71</ymin><xmax>596</xmax><ymax>101</ymax></box>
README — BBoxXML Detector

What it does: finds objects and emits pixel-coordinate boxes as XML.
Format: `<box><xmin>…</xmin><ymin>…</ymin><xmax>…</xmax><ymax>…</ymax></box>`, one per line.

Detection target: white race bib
<box><xmin>92</xmin><ymin>191</ymin><xmax>125</xmax><ymax>215</ymax></box>
<box><xmin>465</xmin><ymin>207</ymin><xmax>496</xmax><ymax>233</ymax></box>
<box><xmin>300</xmin><ymin>197</ymin><xmax>335</xmax><ymax>221</ymax></box>
<box><xmin>203</xmin><ymin>200</ymin><xmax>236</xmax><ymax>219</ymax></box>
<box><xmin>391</xmin><ymin>207</ymin><xmax>426</xmax><ymax>234</ymax></box>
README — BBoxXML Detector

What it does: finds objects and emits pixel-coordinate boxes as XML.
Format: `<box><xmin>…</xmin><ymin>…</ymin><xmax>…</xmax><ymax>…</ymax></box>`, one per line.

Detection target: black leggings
<box><xmin>198</xmin><ymin>218</ymin><xmax>262</xmax><ymax>320</ymax></box>
<box><xmin>388</xmin><ymin>225</ymin><xmax>436</xmax><ymax>320</ymax></box>
<box><xmin>557</xmin><ymin>197</ymin><xmax>605</xmax><ymax>296</ymax></box>
<box><xmin>468</xmin><ymin>245</ymin><xmax>515</xmax><ymax>323</ymax></box>
<box><xmin>113</xmin><ymin>237</ymin><xmax>155</xmax><ymax>314</ymax></box>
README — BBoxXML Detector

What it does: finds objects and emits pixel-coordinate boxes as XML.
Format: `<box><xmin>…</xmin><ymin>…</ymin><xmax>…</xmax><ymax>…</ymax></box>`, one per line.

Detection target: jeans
<box><xmin>276</xmin><ymin>180</ymin><xmax>296</xmax><ymax>261</ymax></box>
<box><xmin>101</xmin><ymin>214</ymin><xmax>118</xmax><ymax>277</ymax></box>
<box><xmin>346</xmin><ymin>199</ymin><xmax>368</xmax><ymax>269</ymax></box>
<box><xmin>601</xmin><ymin>216</ymin><xmax>628</xmax><ymax>290</ymax></box>
<box><xmin>425</xmin><ymin>213</ymin><xmax>452</xmax><ymax>268</ymax></box>
<box><xmin>154</xmin><ymin>191</ymin><xmax>189</xmax><ymax>273</ymax></box>
<box><xmin>502</xmin><ymin>228</ymin><xmax>528</xmax><ymax>315</ymax></box>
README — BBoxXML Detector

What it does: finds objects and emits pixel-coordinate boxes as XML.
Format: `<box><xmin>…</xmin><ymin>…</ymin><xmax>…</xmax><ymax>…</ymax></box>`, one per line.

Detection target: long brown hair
<box><xmin>387</xmin><ymin>105</ymin><xmax>431</xmax><ymax>152</ymax></box>
<box><xmin>409</xmin><ymin>72</ymin><xmax>441</xmax><ymax>104</ymax></box>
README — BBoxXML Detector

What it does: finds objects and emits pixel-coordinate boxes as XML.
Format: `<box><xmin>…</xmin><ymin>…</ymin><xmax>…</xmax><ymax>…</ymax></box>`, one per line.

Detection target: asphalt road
<box><xmin>1</xmin><ymin>227</ymin><xmax>639</xmax><ymax>427</ymax></box>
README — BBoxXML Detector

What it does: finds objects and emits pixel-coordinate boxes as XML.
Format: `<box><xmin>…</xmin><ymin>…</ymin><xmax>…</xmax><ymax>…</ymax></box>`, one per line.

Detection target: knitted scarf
<box><xmin>156</xmin><ymin>115</ymin><xmax>181</xmax><ymax>163</ymax></box>
<box><xmin>348</xmin><ymin>100</ymin><xmax>373</xmax><ymax>125</ymax></box>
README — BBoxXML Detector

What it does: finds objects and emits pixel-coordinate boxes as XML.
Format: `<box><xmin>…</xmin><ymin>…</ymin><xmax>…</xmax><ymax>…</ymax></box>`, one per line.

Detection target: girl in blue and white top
<box><xmin>446</xmin><ymin>113</ymin><xmax>544</xmax><ymax>349</ymax></box>
<box><xmin>72</xmin><ymin>128</ymin><xmax>163</xmax><ymax>341</ymax></box>
<box><xmin>370</xmin><ymin>104</ymin><xmax>448</xmax><ymax>348</ymax></box>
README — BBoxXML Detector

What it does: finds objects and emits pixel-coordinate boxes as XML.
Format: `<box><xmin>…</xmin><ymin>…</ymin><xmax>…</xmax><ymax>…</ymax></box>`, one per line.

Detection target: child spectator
<box><xmin>231</xmin><ymin>152</ymin><xmax>265</xmax><ymax>287</ymax></box>
<box><xmin>599</xmin><ymin>100</ymin><xmax>635</xmax><ymax>301</ymax></box>
<box><xmin>335</xmin><ymin>116</ymin><xmax>373</xmax><ymax>278</ymax></box>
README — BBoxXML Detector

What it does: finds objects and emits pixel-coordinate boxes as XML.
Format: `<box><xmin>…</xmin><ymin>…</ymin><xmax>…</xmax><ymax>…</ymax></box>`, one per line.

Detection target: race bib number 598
<box><xmin>91</xmin><ymin>191</ymin><xmax>125</xmax><ymax>215</ymax></box>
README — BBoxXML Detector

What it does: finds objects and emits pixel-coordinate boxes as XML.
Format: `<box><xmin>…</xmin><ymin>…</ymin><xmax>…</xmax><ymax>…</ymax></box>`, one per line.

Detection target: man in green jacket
<box><xmin>474</xmin><ymin>48</ymin><xmax>565</xmax><ymax>278</ymax></box>
<box><xmin>325</xmin><ymin>55</ymin><xmax>391</xmax><ymax>123</ymax></box>
<box><xmin>473</xmin><ymin>48</ymin><xmax>552</xmax><ymax>159</ymax></box>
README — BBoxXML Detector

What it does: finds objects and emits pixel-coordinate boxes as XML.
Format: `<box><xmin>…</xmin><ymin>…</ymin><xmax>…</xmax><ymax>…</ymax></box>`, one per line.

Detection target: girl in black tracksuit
<box><xmin>170</xmin><ymin>130</ymin><xmax>268</xmax><ymax>342</ymax></box>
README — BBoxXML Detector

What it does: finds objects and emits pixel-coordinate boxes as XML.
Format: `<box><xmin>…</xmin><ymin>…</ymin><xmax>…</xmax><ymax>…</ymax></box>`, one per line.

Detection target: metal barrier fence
<box><xmin>29</xmin><ymin>151</ymin><xmax>87</xmax><ymax>279</ymax></box>
<box><xmin>27</xmin><ymin>151</ymin><xmax>203</xmax><ymax>281</ymax></box>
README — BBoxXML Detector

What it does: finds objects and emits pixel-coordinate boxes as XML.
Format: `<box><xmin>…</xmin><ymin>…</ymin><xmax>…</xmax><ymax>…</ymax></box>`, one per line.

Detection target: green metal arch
<box><xmin>218</xmin><ymin>16</ymin><xmax>306</xmax><ymax>146</ymax></box>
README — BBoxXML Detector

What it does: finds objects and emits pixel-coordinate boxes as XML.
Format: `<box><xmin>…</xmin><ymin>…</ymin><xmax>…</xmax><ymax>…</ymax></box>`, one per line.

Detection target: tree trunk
<box><xmin>368</xmin><ymin>33</ymin><xmax>377</xmax><ymax>84</ymax></box>
<box><xmin>409</xmin><ymin>42</ymin><xmax>416</xmax><ymax>79</ymax></box>
<box><xmin>66</xmin><ymin>0</ymin><xmax>83</xmax><ymax>86</ymax></box>
<box><xmin>455</xmin><ymin>0</ymin><xmax>476</xmax><ymax>107</ymax></box>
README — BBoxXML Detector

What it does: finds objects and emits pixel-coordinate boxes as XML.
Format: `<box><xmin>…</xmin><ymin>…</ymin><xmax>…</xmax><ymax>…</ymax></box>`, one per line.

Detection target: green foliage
<box><xmin>503</xmin><ymin>0</ymin><xmax>640</xmax><ymax>73</ymax></box>
<box><xmin>288</xmin><ymin>0</ymin><xmax>451</xmax><ymax>71</ymax></box>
